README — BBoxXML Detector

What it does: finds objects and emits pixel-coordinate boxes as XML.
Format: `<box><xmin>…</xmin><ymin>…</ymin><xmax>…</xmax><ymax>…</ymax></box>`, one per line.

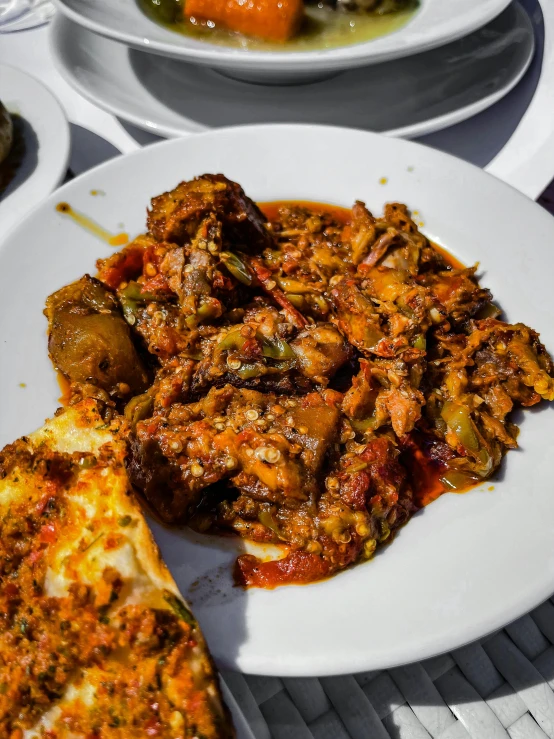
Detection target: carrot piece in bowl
<box><xmin>184</xmin><ymin>0</ymin><xmax>305</xmax><ymax>42</ymax></box>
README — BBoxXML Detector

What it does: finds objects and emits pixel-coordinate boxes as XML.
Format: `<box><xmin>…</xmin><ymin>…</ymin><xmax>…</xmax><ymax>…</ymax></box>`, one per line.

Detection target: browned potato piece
<box><xmin>45</xmin><ymin>275</ymin><xmax>149</xmax><ymax>397</ymax></box>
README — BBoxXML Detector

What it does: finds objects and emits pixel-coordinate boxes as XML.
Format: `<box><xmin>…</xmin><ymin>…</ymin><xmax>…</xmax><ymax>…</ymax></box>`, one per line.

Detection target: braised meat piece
<box><xmin>291</xmin><ymin>323</ymin><xmax>353</xmax><ymax>385</ymax></box>
<box><xmin>343</xmin><ymin>357</ymin><xmax>425</xmax><ymax>438</ymax></box>
<box><xmin>147</xmin><ymin>173</ymin><xmax>273</xmax><ymax>251</ymax></box>
<box><xmin>128</xmin><ymin>385</ymin><xmax>340</xmax><ymax>523</ymax></box>
<box><xmin>420</xmin><ymin>266</ymin><xmax>492</xmax><ymax>326</ymax></box>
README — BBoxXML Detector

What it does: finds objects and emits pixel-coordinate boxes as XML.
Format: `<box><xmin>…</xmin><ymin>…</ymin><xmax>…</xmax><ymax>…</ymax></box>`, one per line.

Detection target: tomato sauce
<box><xmin>260</xmin><ymin>200</ymin><xmax>352</xmax><ymax>224</ymax></box>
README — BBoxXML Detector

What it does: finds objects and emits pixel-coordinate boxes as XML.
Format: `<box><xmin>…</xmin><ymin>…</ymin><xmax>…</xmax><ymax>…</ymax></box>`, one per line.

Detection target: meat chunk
<box><xmin>147</xmin><ymin>174</ymin><xmax>273</xmax><ymax>251</ymax></box>
<box><xmin>331</xmin><ymin>279</ymin><xmax>386</xmax><ymax>354</ymax></box>
<box><xmin>128</xmin><ymin>386</ymin><xmax>341</xmax><ymax>523</ymax></box>
<box><xmin>346</xmin><ymin>201</ymin><xmax>376</xmax><ymax>265</ymax></box>
<box><xmin>343</xmin><ymin>358</ymin><xmax>424</xmax><ymax>438</ymax></box>
<box><xmin>235</xmin><ymin>435</ymin><xmax>415</xmax><ymax>588</ymax></box>
<box><xmin>420</xmin><ymin>266</ymin><xmax>492</xmax><ymax>325</ymax></box>
<box><xmin>291</xmin><ymin>324</ymin><xmax>353</xmax><ymax>385</ymax></box>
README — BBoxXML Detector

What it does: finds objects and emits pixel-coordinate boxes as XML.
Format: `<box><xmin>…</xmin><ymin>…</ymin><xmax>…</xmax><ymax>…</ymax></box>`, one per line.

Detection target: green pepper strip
<box><xmin>413</xmin><ymin>334</ymin><xmax>426</xmax><ymax>351</ymax></box>
<box><xmin>351</xmin><ymin>417</ymin><xmax>376</xmax><ymax>433</ymax></box>
<box><xmin>216</xmin><ymin>330</ymin><xmax>247</xmax><ymax>353</ymax></box>
<box><xmin>119</xmin><ymin>281</ymin><xmax>161</xmax><ymax>324</ymax></box>
<box><xmin>236</xmin><ymin>363</ymin><xmax>266</xmax><ymax>380</ymax></box>
<box><xmin>441</xmin><ymin>401</ymin><xmax>480</xmax><ymax>453</ymax></box>
<box><xmin>121</xmin><ymin>281</ymin><xmax>160</xmax><ymax>303</ymax></box>
<box><xmin>124</xmin><ymin>393</ymin><xmax>154</xmax><ymax>428</ymax></box>
<box><xmin>220</xmin><ymin>252</ymin><xmax>253</xmax><ymax>286</ymax></box>
<box><xmin>216</xmin><ymin>329</ymin><xmax>295</xmax><ymax>363</ymax></box>
<box><xmin>259</xmin><ymin>333</ymin><xmax>295</xmax><ymax>361</ymax></box>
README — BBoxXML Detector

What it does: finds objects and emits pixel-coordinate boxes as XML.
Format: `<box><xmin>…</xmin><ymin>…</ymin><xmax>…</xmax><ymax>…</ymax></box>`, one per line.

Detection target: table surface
<box><xmin>2</xmin><ymin>7</ymin><xmax>554</xmax><ymax>739</ymax></box>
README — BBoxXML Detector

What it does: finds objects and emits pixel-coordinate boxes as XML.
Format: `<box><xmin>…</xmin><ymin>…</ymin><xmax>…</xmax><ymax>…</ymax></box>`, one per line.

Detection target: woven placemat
<box><xmin>222</xmin><ymin>595</ymin><xmax>554</xmax><ymax>738</ymax></box>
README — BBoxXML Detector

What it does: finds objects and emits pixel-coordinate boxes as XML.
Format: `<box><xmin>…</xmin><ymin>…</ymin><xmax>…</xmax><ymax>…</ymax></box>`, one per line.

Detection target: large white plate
<box><xmin>0</xmin><ymin>64</ymin><xmax>70</xmax><ymax>236</ymax></box>
<box><xmin>1</xmin><ymin>124</ymin><xmax>554</xmax><ymax>677</ymax></box>
<box><xmin>52</xmin><ymin>0</ymin><xmax>512</xmax><ymax>83</ymax></box>
<box><xmin>51</xmin><ymin>4</ymin><xmax>535</xmax><ymax>140</ymax></box>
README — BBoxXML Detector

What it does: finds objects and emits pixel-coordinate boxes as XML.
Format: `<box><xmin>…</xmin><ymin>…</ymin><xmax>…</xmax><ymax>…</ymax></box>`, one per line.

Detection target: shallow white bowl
<box><xmin>52</xmin><ymin>0</ymin><xmax>513</xmax><ymax>84</ymax></box>
<box><xmin>1</xmin><ymin>124</ymin><xmax>554</xmax><ymax>677</ymax></box>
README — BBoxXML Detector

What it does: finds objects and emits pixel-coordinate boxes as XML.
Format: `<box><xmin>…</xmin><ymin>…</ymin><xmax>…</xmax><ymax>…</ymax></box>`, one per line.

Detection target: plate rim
<box><xmin>2</xmin><ymin>123</ymin><xmax>554</xmax><ymax>676</ymax></box>
<box><xmin>49</xmin><ymin>7</ymin><xmax>535</xmax><ymax>142</ymax></box>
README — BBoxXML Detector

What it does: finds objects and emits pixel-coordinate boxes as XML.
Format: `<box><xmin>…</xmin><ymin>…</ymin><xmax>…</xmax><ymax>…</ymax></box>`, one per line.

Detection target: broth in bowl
<box><xmin>138</xmin><ymin>0</ymin><xmax>418</xmax><ymax>51</ymax></box>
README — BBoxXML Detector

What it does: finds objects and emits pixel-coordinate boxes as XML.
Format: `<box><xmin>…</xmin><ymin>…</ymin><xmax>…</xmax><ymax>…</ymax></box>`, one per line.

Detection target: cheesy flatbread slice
<box><xmin>0</xmin><ymin>400</ymin><xmax>234</xmax><ymax>739</ymax></box>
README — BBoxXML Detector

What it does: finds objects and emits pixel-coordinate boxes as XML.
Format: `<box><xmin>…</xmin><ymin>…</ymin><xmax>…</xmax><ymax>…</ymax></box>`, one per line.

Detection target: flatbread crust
<box><xmin>0</xmin><ymin>400</ymin><xmax>234</xmax><ymax>738</ymax></box>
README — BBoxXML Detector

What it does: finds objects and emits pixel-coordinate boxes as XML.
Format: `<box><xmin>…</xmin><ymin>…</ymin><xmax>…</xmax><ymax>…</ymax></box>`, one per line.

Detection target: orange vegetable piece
<box><xmin>184</xmin><ymin>0</ymin><xmax>304</xmax><ymax>42</ymax></box>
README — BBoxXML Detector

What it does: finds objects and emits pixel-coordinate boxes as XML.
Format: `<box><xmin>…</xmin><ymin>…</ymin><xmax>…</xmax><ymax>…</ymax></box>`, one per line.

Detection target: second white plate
<box><xmin>51</xmin><ymin>3</ymin><xmax>534</xmax><ymax>140</ymax></box>
<box><xmin>0</xmin><ymin>64</ymin><xmax>70</xmax><ymax>235</ymax></box>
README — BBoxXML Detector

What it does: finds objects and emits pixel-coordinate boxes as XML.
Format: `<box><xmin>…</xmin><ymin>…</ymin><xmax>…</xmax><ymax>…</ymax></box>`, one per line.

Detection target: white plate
<box><xmin>52</xmin><ymin>0</ymin><xmax>512</xmax><ymax>84</ymax></box>
<box><xmin>1</xmin><ymin>124</ymin><xmax>554</xmax><ymax>677</ymax></box>
<box><xmin>0</xmin><ymin>64</ymin><xmax>69</xmax><ymax>235</ymax></box>
<box><xmin>51</xmin><ymin>3</ymin><xmax>534</xmax><ymax>140</ymax></box>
